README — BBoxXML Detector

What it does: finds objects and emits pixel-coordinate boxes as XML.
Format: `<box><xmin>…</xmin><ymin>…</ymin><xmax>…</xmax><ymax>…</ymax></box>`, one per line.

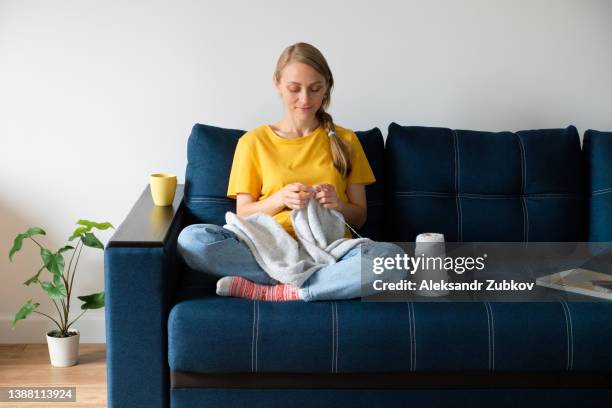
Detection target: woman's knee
<box><xmin>361</xmin><ymin>241</ymin><xmax>406</xmax><ymax>258</ymax></box>
<box><xmin>177</xmin><ymin>224</ymin><xmax>235</xmax><ymax>255</ymax></box>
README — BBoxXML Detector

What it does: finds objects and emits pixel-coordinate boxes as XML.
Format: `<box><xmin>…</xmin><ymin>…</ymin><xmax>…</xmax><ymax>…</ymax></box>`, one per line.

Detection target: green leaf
<box><xmin>81</xmin><ymin>232</ymin><xmax>103</xmax><ymax>249</ymax></box>
<box><xmin>69</xmin><ymin>226</ymin><xmax>90</xmax><ymax>241</ymax></box>
<box><xmin>23</xmin><ymin>265</ymin><xmax>45</xmax><ymax>286</ymax></box>
<box><xmin>41</xmin><ymin>279</ymin><xmax>67</xmax><ymax>299</ymax></box>
<box><xmin>9</xmin><ymin>227</ymin><xmax>46</xmax><ymax>261</ymax></box>
<box><xmin>52</xmin><ymin>273</ymin><xmax>63</xmax><ymax>288</ymax></box>
<box><xmin>9</xmin><ymin>234</ymin><xmax>26</xmax><ymax>261</ymax></box>
<box><xmin>40</xmin><ymin>248</ymin><xmax>53</xmax><ymax>267</ymax></box>
<box><xmin>41</xmin><ymin>249</ymin><xmax>64</xmax><ymax>276</ymax></box>
<box><xmin>23</xmin><ymin>275</ymin><xmax>39</xmax><ymax>286</ymax></box>
<box><xmin>26</xmin><ymin>227</ymin><xmax>46</xmax><ymax>236</ymax></box>
<box><xmin>12</xmin><ymin>299</ymin><xmax>40</xmax><ymax>329</ymax></box>
<box><xmin>57</xmin><ymin>245</ymin><xmax>75</xmax><ymax>254</ymax></box>
<box><xmin>69</xmin><ymin>221</ymin><xmax>113</xmax><ymax>241</ymax></box>
<box><xmin>52</xmin><ymin>275</ymin><xmax>67</xmax><ymax>298</ymax></box>
<box><xmin>77</xmin><ymin>220</ymin><xmax>114</xmax><ymax>231</ymax></box>
<box><xmin>77</xmin><ymin>292</ymin><xmax>105</xmax><ymax>310</ymax></box>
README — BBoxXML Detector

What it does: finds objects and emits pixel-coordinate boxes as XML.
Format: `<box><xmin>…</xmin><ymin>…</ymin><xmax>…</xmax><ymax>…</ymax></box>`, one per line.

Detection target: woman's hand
<box><xmin>313</xmin><ymin>184</ymin><xmax>342</xmax><ymax>210</ymax></box>
<box><xmin>274</xmin><ymin>182</ymin><xmax>315</xmax><ymax>210</ymax></box>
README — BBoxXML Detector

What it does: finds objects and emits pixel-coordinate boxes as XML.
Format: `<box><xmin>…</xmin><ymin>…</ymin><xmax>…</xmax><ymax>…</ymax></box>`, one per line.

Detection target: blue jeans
<box><xmin>177</xmin><ymin>224</ymin><xmax>408</xmax><ymax>302</ymax></box>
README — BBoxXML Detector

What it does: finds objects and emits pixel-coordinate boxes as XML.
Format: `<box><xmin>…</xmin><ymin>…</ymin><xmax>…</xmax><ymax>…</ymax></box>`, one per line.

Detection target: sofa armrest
<box><xmin>584</xmin><ymin>130</ymin><xmax>612</xmax><ymax>242</ymax></box>
<box><xmin>105</xmin><ymin>184</ymin><xmax>185</xmax><ymax>408</ymax></box>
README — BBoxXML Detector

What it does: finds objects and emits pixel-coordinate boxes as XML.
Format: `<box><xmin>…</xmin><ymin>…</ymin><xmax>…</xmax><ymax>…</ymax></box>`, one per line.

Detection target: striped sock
<box><xmin>216</xmin><ymin>276</ymin><xmax>303</xmax><ymax>301</ymax></box>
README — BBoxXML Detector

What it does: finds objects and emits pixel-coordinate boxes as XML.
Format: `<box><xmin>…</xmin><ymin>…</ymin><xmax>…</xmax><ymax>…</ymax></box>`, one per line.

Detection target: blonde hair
<box><xmin>273</xmin><ymin>42</ymin><xmax>353</xmax><ymax>178</ymax></box>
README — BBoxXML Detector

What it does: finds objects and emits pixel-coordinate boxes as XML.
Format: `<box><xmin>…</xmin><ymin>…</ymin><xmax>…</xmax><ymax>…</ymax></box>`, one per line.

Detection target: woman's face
<box><xmin>274</xmin><ymin>62</ymin><xmax>328</xmax><ymax>120</ymax></box>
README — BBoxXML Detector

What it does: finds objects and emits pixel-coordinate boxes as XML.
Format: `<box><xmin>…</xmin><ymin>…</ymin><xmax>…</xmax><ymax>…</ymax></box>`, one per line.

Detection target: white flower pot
<box><xmin>46</xmin><ymin>329</ymin><xmax>80</xmax><ymax>367</ymax></box>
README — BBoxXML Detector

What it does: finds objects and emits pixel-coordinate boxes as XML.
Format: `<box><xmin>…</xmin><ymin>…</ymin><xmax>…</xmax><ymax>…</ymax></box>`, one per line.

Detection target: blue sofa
<box><xmin>105</xmin><ymin>123</ymin><xmax>612</xmax><ymax>407</ymax></box>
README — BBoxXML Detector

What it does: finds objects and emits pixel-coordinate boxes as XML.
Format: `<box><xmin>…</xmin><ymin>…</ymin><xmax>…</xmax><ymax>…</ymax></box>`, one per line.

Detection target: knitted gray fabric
<box><xmin>223</xmin><ymin>197</ymin><xmax>371</xmax><ymax>287</ymax></box>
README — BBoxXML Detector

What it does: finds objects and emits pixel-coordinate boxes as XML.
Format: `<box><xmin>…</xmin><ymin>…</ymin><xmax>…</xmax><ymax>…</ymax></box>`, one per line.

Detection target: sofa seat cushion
<box><xmin>168</xmin><ymin>292</ymin><xmax>612</xmax><ymax>374</ymax></box>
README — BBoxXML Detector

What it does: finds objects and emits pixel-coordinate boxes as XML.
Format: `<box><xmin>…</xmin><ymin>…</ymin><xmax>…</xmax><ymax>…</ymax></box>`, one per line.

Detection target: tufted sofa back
<box><xmin>384</xmin><ymin>124</ymin><xmax>585</xmax><ymax>242</ymax></box>
<box><xmin>184</xmin><ymin>123</ymin><xmax>595</xmax><ymax>243</ymax></box>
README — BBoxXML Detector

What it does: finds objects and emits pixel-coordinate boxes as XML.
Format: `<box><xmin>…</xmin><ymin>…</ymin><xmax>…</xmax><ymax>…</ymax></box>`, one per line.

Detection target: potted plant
<box><xmin>8</xmin><ymin>219</ymin><xmax>114</xmax><ymax>367</ymax></box>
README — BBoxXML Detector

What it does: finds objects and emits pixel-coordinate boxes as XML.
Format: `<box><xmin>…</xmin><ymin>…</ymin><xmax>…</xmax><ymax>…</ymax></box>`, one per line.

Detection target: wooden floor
<box><xmin>0</xmin><ymin>344</ymin><xmax>106</xmax><ymax>407</ymax></box>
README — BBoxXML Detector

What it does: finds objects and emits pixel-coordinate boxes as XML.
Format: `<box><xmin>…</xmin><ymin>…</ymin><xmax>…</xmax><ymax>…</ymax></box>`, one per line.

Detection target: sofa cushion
<box><xmin>184</xmin><ymin>123</ymin><xmax>385</xmax><ymax>239</ymax></box>
<box><xmin>384</xmin><ymin>124</ymin><xmax>585</xmax><ymax>242</ymax></box>
<box><xmin>184</xmin><ymin>123</ymin><xmax>244</xmax><ymax>226</ymax></box>
<box><xmin>584</xmin><ymin>130</ymin><xmax>612</xmax><ymax>242</ymax></box>
<box><xmin>353</xmin><ymin>127</ymin><xmax>385</xmax><ymax>240</ymax></box>
<box><xmin>168</xmin><ymin>291</ymin><xmax>612</xmax><ymax>374</ymax></box>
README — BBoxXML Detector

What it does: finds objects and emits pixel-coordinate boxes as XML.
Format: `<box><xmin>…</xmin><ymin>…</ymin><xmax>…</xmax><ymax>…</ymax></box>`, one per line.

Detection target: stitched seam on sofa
<box><xmin>332</xmin><ymin>302</ymin><xmax>336</xmax><ymax>373</ymax></box>
<box><xmin>330</xmin><ymin>302</ymin><xmax>336</xmax><ymax>373</ymax></box>
<box><xmin>484</xmin><ymin>302</ymin><xmax>492</xmax><ymax>371</ymax></box>
<box><xmin>411</xmin><ymin>302</ymin><xmax>417</xmax><ymax>371</ymax></box>
<box><xmin>457</xmin><ymin>130</ymin><xmax>463</xmax><ymax>241</ymax></box>
<box><xmin>523</xmin><ymin>194</ymin><xmax>578</xmax><ymax>198</ymax></box>
<box><xmin>331</xmin><ymin>302</ymin><xmax>335</xmax><ymax>374</ymax></box>
<box><xmin>335</xmin><ymin>302</ymin><xmax>339</xmax><ymax>373</ymax></box>
<box><xmin>562</xmin><ymin>301</ymin><xmax>574</xmax><ymax>371</ymax></box>
<box><xmin>452</xmin><ymin>129</ymin><xmax>462</xmax><ymax>241</ymax></box>
<box><xmin>523</xmin><ymin>193</ymin><xmax>578</xmax><ymax>197</ymax></box>
<box><xmin>459</xmin><ymin>195</ymin><xmax>577</xmax><ymax>200</ymax></box>
<box><xmin>561</xmin><ymin>301</ymin><xmax>570</xmax><ymax>371</ymax></box>
<box><xmin>395</xmin><ymin>192</ymin><xmax>455</xmax><ymax>198</ymax></box>
<box><xmin>490</xmin><ymin>303</ymin><xmax>495</xmax><ymax>371</ymax></box>
<box><xmin>522</xmin><ymin>195</ymin><xmax>581</xmax><ymax>199</ymax></box>
<box><xmin>517</xmin><ymin>134</ymin><xmax>526</xmax><ymax>242</ymax></box>
<box><xmin>256</xmin><ymin>301</ymin><xmax>260</xmax><ymax>372</ymax></box>
<box><xmin>592</xmin><ymin>188</ymin><xmax>612</xmax><ymax>196</ymax></box>
<box><xmin>485</xmin><ymin>302</ymin><xmax>496</xmax><ymax>372</ymax></box>
<box><xmin>251</xmin><ymin>301</ymin><xmax>256</xmax><ymax>372</ymax></box>
<box><xmin>560</xmin><ymin>301</ymin><xmax>571</xmax><ymax>371</ymax></box>
<box><xmin>251</xmin><ymin>301</ymin><xmax>260</xmax><ymax>373</ymax></box>
<box><xmin>516</xmin><ymin>133</ymin><xmax>528</xmax><ymax>242</ymax></box>
<box><xmin>406</xmin><ymin>302</ymin><xmax>413</xmax><ymax>371</ymax></box>
<box><xmin>410</xmin><ymin>302</ymin><xmax>416</xmax><ymax>371</ymax></box>
<box><xmin>568</xmin><ymin>302</ymin><xmax>574</xmax><ymax>371</ymax></box>
<box><xmin>393</xmin><ymin>192</ymin><xmax>578</xmax><ymax>198</ymax></box>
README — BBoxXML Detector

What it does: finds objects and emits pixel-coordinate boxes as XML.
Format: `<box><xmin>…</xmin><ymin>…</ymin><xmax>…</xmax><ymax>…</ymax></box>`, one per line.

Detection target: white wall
<box><xmin>1</xmin><ymin>0</ymin><xmax>611</xmax><ymax>343</ymax></box>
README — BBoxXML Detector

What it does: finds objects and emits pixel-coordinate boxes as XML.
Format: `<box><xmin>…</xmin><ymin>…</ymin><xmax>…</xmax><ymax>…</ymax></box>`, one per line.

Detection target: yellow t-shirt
<box><xmin>226</xmin><ymin>124</ymin><xmax>376</xmax><ymax>239</ymax></box>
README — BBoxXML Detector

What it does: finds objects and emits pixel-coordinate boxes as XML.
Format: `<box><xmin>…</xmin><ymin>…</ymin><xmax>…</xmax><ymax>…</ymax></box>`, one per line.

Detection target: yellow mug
<box><xmin>150</xmin><ymin>173</ymin><xmax>177</xmax><ymax>206</ymax></box>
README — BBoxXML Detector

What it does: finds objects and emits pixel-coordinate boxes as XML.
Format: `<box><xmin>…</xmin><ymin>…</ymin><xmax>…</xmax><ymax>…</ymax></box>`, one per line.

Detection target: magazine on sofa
<box><xmin>536</xmin><ymin>268</ymin><xmax>612</xmax><ymax>300</ymax></box>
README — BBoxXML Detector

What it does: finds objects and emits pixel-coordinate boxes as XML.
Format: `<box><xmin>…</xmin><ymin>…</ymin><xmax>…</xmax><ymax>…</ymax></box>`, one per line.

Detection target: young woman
<box><xmin>178</xmin><ymin>42</ymin><xmax>406</xmax><ymax>301</ymax></box>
